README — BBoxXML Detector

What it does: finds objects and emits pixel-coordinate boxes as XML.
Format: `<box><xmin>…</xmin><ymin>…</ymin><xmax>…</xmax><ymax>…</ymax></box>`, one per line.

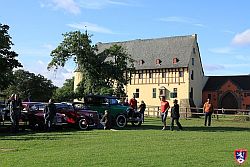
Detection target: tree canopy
<box><xmin>48</xmin><ymin>31</ymin><xmax>134</xmax><ymax>97</ymax></box>
<box><xmin>0</xmin><ymin>24</ymin><xmax>22</xmax><ymax>91</ymax></box>
<box><xmin>4</xmin><ymin>69</ymin><xmax>57</xmax><ymax>102</ymax></box>
<box><xmin>52</xmin><ymin>77</ymin><xmax>75</xmax><ymax>102</ymax></box>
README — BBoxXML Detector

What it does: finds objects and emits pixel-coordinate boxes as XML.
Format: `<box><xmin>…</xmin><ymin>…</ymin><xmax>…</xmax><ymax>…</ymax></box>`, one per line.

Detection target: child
<box><xmin>101</xmin><ymin>110</ymin><xmax>111</xmax><ymax>130</ymax></box>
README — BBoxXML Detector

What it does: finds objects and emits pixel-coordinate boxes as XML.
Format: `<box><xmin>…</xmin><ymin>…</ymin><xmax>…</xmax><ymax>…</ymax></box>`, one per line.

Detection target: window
<box><xmin>139</xmin><ymin>59</ymin><xmax>144</xmax><ymax>66</ymax></box>
<box><xmin>192</xmin><ymin>58</ymin><xmax>194</xmax><ymax>65</ymax></box>
<box><xmin>179</xmin><ymin>71</ymin><xmax>184</xmax><ymax>77</ymax></box>
<box><xmin>244</xmin><ymin>93</ymin><xmax>250</xmax><ymax>97</ymax></box>
<box><xmin>149</xmin><ymin>73</ymin><xmax>152</xmax><ymax>78</ymax></box>
<box><xmin>135</xmin><ymin>89</ymin><xmax>139</xmax><ymax>98</ymax></box>
<box><xmin>152</xmin><ymin>88</ymin><xmax>156</xmax><ymax>98</ymax></box>
<box><xmin>156</xmin><ymin>59</ymin><xmax>162</xmax><ymax>65</ymax></box>
<box><xmin>162</xmin><ymin>72</ymin><xmax>166</xmax><ymax>78</ymax></box>
<box><xmin>170</xmin><ymin>88</ymin><xmax>177</xmax><ymax>98</ymax></box>
<box><xmin>139</xmin><ymin>73</ymin><xmax>143</xmax><ymax>79</ymax></box>
<box><xmin>193</xmin><ymin>48</ymin><xmax>196</xmax><ymax>54</ymax></box>
<box><xmin>191</xmin><ymin>70</ymin><xmax>194</xmax><ymax>80</ymax></box>
<box><xmin>173</xmin><ymin>58</ymin><xmax>179</xmax><ymax>64</ymax></box>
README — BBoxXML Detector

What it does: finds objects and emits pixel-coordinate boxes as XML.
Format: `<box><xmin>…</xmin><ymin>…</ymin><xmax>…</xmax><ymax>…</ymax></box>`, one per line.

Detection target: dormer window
<box><xmin>139</xmin><ymin>59</ymin><xmax>145</xmax><ymax>66</ymax></box>
<box><xmin>156</xmin><ymin>59</ymin><xmax>162</xmax><ymax>65</ymax></box>
<box><xmin>173</xmin><ymin>58</ymin><xmax>179</xmax><ymax>64</ymax></box>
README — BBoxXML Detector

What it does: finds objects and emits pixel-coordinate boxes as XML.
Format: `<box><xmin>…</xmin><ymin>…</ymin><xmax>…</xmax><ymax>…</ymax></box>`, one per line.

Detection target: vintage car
<box><xmin>25</xmin><ymin>102</ymin><xmax>99</xmax><ymax>130</ymax></box>
<box><xmin>84</xmin><ymin>95</ymin><xmax>143</xmax><ymax>128</ymax></box>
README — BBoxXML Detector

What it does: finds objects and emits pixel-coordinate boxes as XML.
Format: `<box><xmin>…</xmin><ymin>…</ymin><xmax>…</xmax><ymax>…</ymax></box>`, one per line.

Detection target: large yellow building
<box><xmin>74</xmin><ymin>34</ymin><xmax>207</xmax><ymax>108</ymax></box>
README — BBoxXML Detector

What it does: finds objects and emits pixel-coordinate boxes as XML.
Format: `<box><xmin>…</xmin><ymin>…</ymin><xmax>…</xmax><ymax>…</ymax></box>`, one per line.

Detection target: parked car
<box><xmin>25</xmin><ymin>102</ymin><xmax>99</xmax><ymax>130</ymax></box>
<box><xmin>84</xmin><ymin>95</ymin><xmax>143</xmax><ymax>128</ymax></box>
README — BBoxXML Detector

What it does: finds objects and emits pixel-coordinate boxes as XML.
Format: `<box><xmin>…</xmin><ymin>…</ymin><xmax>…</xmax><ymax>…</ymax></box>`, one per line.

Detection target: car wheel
<box><xmin>116</xmin><ymin>114</ymin><xmax>127</xmax><ymax>128</ymax></box>
<box><xmin>78</xmin><ymin>118</ymin><xmax>89</xmax><ymax>130</ymax></box>
<box><xmin>131</xmin><ymin>112</ymin><xmax>142</xmax><ymax>127</ymax></box>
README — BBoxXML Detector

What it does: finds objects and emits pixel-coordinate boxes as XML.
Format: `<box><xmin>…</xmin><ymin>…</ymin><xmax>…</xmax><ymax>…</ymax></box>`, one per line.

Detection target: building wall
<box><xmin>188</xmin><ymin>39</ymin><xmax>207</xmax><ymax>107</ymax></box>
<box><xmin>125</xmin><ymin>68</ymin><xmax>190</xmax><ymax>107</ymax></box>
<box><xmin>202</xmin><ymin>80</ymin><xmax>250</xmax><ymax>110</ymax></box>
<box><xmin>74</xmin><ymin>71</ymin><xmax>83</xmax><ymax>92</ymax></box>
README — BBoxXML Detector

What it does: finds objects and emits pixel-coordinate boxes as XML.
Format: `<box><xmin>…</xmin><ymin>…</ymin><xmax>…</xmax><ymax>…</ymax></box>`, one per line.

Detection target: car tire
<box><xmin>78</xmin><ymin>118</ymin><xmax>89</xmax><ymax>130</ymax></box>
<box><xmin>131</xmin><ymin>112</ymin><xmax>142</xmax><ymax>127</ymax></box>
<box><xmin>116</xmin><ymin>114</ymin><xmax>127</xmax><ymax>128</ymax></box>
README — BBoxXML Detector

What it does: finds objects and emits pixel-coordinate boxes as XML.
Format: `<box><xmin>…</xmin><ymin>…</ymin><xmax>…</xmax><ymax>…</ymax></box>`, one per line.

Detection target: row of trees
<box><xmin>1</xmin><ymin>24</ymin><xmax>134</xmax><ymax>102</ymax></box>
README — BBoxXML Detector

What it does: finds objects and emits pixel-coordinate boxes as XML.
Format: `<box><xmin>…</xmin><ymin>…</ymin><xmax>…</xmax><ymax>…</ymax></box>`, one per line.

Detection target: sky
<box><xmin>1</xmin><ymin>0</ymin><xmax>250</xmax><ymax>87</ymax></box>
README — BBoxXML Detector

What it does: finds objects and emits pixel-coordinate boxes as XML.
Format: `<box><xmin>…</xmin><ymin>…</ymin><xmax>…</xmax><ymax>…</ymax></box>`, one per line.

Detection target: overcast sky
<box><xmin>1</xmin><ymin>0</ymin><xmax>250</xmax><ymax>87</ymax></box>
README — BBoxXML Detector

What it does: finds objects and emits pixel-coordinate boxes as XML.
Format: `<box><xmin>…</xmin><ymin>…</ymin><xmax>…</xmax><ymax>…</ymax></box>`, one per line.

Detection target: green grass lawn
<box><xmin>0</xmin><ymin>117</ymin><xmax>249</xmax><ymax>167</ymax></box>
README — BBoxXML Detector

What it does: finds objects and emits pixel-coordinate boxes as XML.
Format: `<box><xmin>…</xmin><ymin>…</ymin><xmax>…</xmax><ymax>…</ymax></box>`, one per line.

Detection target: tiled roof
<box><xmin>97</xmin><ymin>34</ymin><xmax>197</xmax><ymax>70</ymax></box>
<box><xmin>203</xmin><ymin>75</ymin><xmax>250</xmax><ymax>91</ymax></box>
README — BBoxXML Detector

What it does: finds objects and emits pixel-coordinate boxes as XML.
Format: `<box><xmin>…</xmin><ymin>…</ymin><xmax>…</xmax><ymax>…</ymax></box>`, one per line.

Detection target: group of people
<box><xmin>160</xmin><ymin>96</ymin><xmax>214</xmax><ymax>130</ymax></box>
<box><xmin>6</xmin><ymin>92</ymin><xmax>214</xmax><ymax>132</ymax></box>
<box><xmin>160</xmin><ymin>96</ymin><xmax>183</xmax><ymax>131</ymax></box>
<box><xmin>6</xmin><ymin>94</ymin><xmax>57</xmax><ymax>132</ymax></box>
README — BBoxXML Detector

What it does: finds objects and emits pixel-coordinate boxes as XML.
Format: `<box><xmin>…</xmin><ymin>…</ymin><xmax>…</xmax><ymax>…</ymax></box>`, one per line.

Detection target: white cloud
<box><xmin>158</xmin><ymin>16</ymin><xmax>205</xmax><ymax>28</ymax></box>
<box><xmin>42</xmin><ymin>43</ymin><xmax>54</xmax><ymax>51</ymax></box>
<box><xmin>203</xmin><ymin>64</ymin><xmax>225</xmax><ymax>71</ymax></box>
<box><xmin>41</xmin><ymin>0</ymin><xmax>81</xmax><ymax>14</ymax></box>
<box><xmin>223</xmin><ymin>30</ymin><xmax>235</xmax><ymax>34</ymax></box>
<box><xmin>24</xmin><ymin>60</ymin><xmax>74</xmax><ymax>87</ymax></box>
<box><xmin>208</xmin><ymin>47</ymin><xmax>234</xmax><ymax>54</ymax></box>
<box><xmin>232</xmin><ymin>29</ymin><xmax>250</xmax><ymax>46</ymax></box>
<box><xmin>158</xmin><ymin>16</ymin><xmax>193</xmax><ymax>23</ymax></box>
<box><xmin>193</xmin><ymin>23</ymin><xmax>206</xmax><ymax>27</ymax></box>
<box><xmin>67</xmin><ymin>22</ymin><xmax>116</xmax><ymax>34</ymax></box>
<box><xmin>78</xmin><ymin>0</ymin><xmax>131</xmax><ymax>9</ymax></box>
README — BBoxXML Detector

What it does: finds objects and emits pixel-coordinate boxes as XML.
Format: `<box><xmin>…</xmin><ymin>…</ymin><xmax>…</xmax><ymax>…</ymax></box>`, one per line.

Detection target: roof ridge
<box><xmin>96</xmin><ymin>34</ymin><xmax>196</xmax><ymax>45</ymax></box>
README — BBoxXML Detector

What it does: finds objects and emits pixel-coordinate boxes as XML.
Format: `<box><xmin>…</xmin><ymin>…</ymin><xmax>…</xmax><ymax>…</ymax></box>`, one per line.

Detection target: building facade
<box><xmin>74</xmin><ymin>34</ymin><xmax>207</xmax><ymax>108</ymax></box>
<box><xmin>202</xmin><ymin>76</ymin><xmax>250</xmax><ymax>110</ymax></box>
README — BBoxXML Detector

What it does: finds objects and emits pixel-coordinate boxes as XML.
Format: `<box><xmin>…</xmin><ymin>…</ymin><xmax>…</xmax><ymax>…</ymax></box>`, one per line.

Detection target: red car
<box><xmin>24</xmin><ymin>102</ymin><xmax>99</xmax><ymax>130</ymax></box>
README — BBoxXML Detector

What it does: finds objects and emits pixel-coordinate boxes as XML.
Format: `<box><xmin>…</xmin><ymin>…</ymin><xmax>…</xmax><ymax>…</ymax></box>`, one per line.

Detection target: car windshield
<box><xmin>107</xmin><ymin>98</ymin><xmax>119</xmax><ymax>105</ymax></box>
<box><xmin>56</xmin><ymin>103</ymin><xmax>73</xmax><ymax>110</ymax></box>
<box><xmin>29</xmin><ymin>103</ymin><xmax>46</xmax><ymax>111</ymax></box>
<box><xmin>73</xmin><ymin>103</ymin><xmax>88</xmax><ymax>110</ymax></box>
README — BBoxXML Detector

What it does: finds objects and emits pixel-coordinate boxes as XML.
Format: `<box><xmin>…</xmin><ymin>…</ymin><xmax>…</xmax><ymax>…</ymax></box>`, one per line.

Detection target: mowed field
<box><xmin>0</xmin><ymin>116</ymin><xmax>249</xmax><ymax>167</ymax></box>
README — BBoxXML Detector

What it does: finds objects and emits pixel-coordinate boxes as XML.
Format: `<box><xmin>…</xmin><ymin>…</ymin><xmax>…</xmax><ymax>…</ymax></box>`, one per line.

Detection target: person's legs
<box><xmin>142</xmin><ymin>111</ymin><xmax>144</xmax><ymax>123</ymax></box>
<box><xmin>161</xmin><ymin>112</ymin><xmax>167</xmax><ymax>130</ymax></box>
<box><xmin>208</xmin><ymin>113</ymin><xmax>212</xmax><ymax>126</ymax></box>
<box><xmin>170</xmin><ymin>118</ymin><xmax>174</xmax><ymax>131</ymax></box>
<box><xmin>176</xmin><ymin>118</ymin><xmax>183</xmax><ymax>130</ymax></box>
<box><xmin>204</xmin><ymin>113</ymin><xmax>208</xmax><ymax>126</ymax></box>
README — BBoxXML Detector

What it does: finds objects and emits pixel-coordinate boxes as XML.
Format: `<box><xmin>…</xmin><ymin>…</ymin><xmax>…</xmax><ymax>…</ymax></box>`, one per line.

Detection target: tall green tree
<box><xmin>0</xmin><ymin>24</ymin><xmax>22</xmax><ymax>91</ymax></box>
<box><xmin>48</xmin><ymin>31</ymin><xmax>134</xmax><ymax>97</ymax></box>
<box><xmin>4</xmin><ymin>69</ymin><xmax>57</xmax><ymax>102</ymax></box>
<box><xmin>52</xmin><ymin>77</ymin><xmax>75</xmax><ymax>102</ymax></box>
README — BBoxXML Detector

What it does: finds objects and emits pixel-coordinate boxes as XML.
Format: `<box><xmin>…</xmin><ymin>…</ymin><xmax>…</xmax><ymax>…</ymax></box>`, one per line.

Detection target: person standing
<box><xmin>44</xmin><ymin>99</ymin><xmax>57</xmax><ymax>131</ymax></box>
<box><xmin>9</xmin><ymin>94</ymin><xmax>22</xmax><ymax>132</ymax></box>
<box><xmin>138</xmin><ymin>100</ymin><xmax>146</xmax><ymax>123</ymax></box>
<box><xmin>160</xmin><ymin>96</ymin><xmax>170</xmax><ymax>130</ymax></box>
<box><xmin>170</xmin><ymin>99</ymin><xmax>183</xmax><ymax>131</ymax></box>
<box><xmin>203</xmin><ymin>98</ymin><xmax>214</xmax><ymax>126</ymax></box>
<box><xmin>101</xmin><ymin>110</ymin><xmax>111</xmax><ymax>130</ymax></box>
<box><xmin>129</xmin><ymin>94</ymin><xmax>137</xmax><ymax>110</ymax></box>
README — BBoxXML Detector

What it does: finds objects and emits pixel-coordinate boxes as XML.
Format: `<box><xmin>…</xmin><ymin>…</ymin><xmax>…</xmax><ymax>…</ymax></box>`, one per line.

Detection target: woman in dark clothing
<box><xmin>170</xmin><ymin>99</ymin><xmax>183</xmax><ymax>131</ymax></box>
<box><xmin>138</xmin><ymin>100</ymin><xmax>146</xmax><ymax>123</ymax></box>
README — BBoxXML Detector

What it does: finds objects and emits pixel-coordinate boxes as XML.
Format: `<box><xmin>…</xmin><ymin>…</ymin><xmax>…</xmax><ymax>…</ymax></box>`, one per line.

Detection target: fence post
<box><xmin>216</xmin><ymin>110</ymin><xmax>219</xmax><ymax>120</ymax></box>
<box><xmin>185</xmin><ymin>108</ymin><xmax>188</xmax><ymax>120</ymax></box>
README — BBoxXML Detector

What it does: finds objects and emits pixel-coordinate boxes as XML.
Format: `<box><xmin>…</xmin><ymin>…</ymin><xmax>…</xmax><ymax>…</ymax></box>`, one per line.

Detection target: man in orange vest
<box><xmin>203</xmin><ymin>98</ymin><xmax>214</xmax><ymax>126</ymax></box>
